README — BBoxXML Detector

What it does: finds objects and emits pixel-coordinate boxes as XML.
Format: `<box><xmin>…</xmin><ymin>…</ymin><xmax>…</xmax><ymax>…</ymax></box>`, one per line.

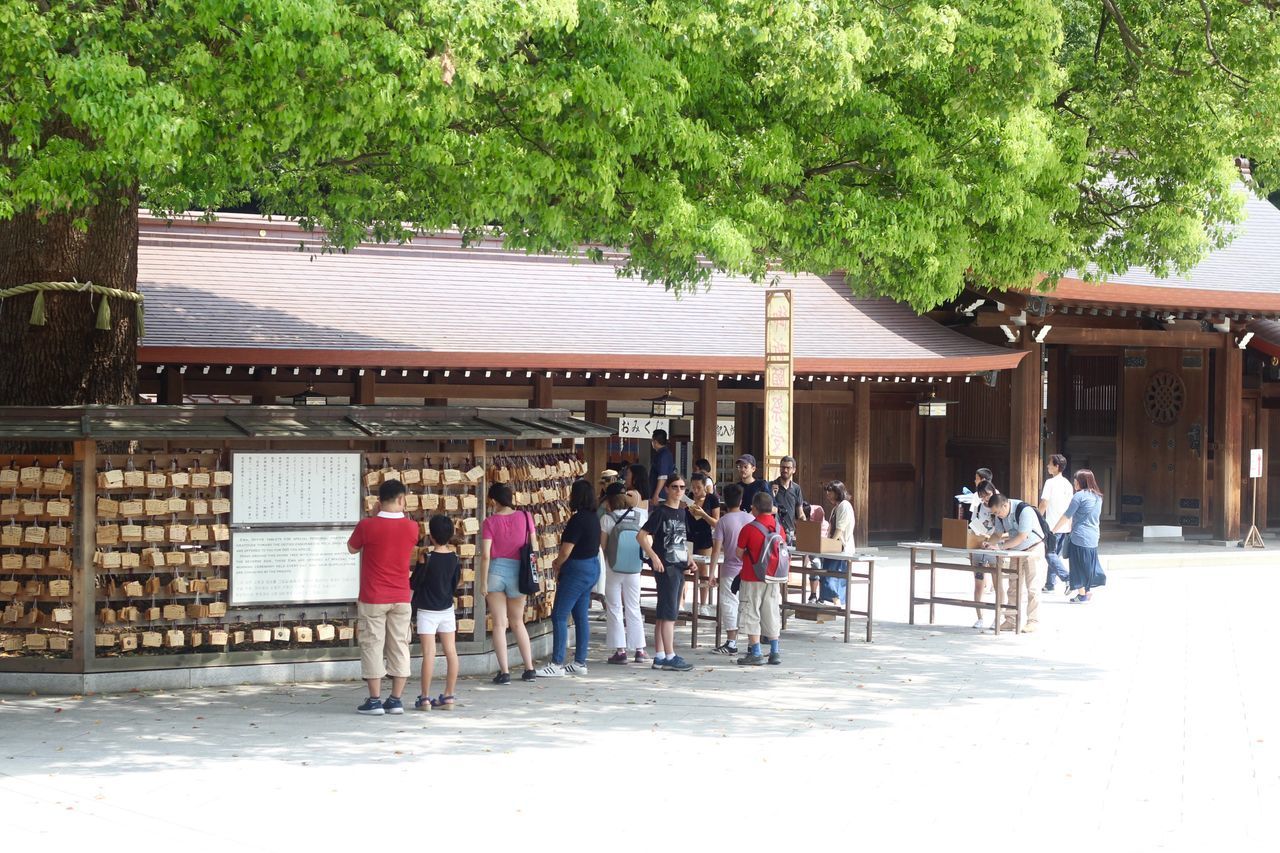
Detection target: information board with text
<box><xmin>231</xmin><ymin>452</ymin><xmax>362</xmax><ymax>526</ymax></box>
<box><xmin>229</xmin><ymin>528</ymin><xmax>360</xmax><ymax>605</ymax></box>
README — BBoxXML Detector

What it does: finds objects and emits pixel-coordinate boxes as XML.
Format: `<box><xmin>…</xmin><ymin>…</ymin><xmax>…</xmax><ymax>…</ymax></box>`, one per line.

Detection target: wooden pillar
<box><xmin>921</xmin><ymin>414</ymin><xmax>948</xmax><ymax>539</ymax></box>
<box><xmin>1009</xmin><ymin>337</ymin><xmax>1043</xmax><ymax>504</ymax></box>
<box><xmin>159</xmin><ymin>367</ymin><xmax>184</xmax><ymax>404</ymax></box>
<box><xmin>585</xmin><ymin>398</ymin><xmax>609</xmax><ymax>481</ymax></box>
<box><xmin>762</xmin><ymin>289</ymin><xmax>794</xmax><ymax>481</ymax></box>
<box><xmin>531</xmin><ymin>374</ymin><xmax>554</xmax><ymax>448</ymax></box>
<box><xmin>848</xmin><ymin>384</ymin><xmax>870</xmax><ymax>547</ymax></box>
<box><xmin>355</xmin><ymin>370</ymin><xmax>377</xmax><ymax>405</ymax></box>
<box><xmin>1215</xmin><ymin>341</ymin><xmax>1243</xmax><ymax>540</ymax></box>
<box><xmin>74</xmin><ymin>439</ymin><xmax>96</xmax><ymax>671</ymax></box>
<box><xmin>694</xmin><ymin>375</ymin><xmax>719</xmax><ymax>480</ymax></box>
<box><xmin>1258</xmin><ymin>406</ymin><xmax>1271</xmax><ymax>532</ymax></box>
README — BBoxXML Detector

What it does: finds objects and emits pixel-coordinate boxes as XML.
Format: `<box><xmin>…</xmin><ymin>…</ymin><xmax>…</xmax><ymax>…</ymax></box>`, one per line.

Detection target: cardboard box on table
<box><xmin>942</xmin><ymin>518</ymin><xmax>986</xmax><ymax>549</ymax></box>
<box><xmin>794</xmin><ymin>520</ymin><xmax>844</xmax><ymax>554</ymax></box>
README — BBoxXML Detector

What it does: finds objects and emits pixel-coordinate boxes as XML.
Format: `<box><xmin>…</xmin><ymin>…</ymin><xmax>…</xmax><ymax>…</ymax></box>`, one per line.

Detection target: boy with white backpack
<box><xmin>735</xmin><ymin>491</ymin><xmax>789</xmax><ymax>666</ymax></box>
<box><xmin>600</xmin><ymin>482</ymin><xmax>648</xmax><ymax>664</ymax></box>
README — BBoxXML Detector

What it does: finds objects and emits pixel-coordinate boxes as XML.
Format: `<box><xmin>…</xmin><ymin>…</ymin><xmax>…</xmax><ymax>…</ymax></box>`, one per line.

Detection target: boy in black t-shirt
<box><xmin>411</xmin><ymin>514</ymin><xmax>462</xmax><ymax>710</ymax></box>
<box><xmin>638</xmin><ymin>473</ymin><xmax>697</xmax><ymax>672</ymax></box>
<box><xmin>687</xmin><ymin>472</ymin><xmax>721</xmax><ymax>615</ymax></box>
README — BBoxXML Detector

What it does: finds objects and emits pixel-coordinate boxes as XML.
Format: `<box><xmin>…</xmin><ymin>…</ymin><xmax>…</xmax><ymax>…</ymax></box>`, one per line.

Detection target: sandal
<box><xmin>413</xmin><ymin>695</ymin><xmax>431</xmax><ymax>711</ymax></box>
<box><xmin>430</xmin><ymin>694</ymin><xmax>456</xmax><ymax>710</ymax></box>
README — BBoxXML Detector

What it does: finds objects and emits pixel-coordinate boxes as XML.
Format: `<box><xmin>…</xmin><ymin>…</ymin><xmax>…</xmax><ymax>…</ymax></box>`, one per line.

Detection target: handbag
<box><xmin>517</xmin><ymin>511</ymin><xmax>541</xmax><ymax>595</ymax></box>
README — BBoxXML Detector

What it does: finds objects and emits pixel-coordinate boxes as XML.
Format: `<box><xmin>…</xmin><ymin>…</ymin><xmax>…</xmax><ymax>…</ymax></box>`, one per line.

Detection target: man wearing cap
<box><xmin>734</xmin><ymin>454</ymin><xmax>769</xmax><ymax>512</ymax></box>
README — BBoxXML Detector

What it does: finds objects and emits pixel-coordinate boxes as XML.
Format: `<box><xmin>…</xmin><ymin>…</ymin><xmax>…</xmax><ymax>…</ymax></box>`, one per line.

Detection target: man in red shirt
<box><xmin>735</xmin><ymin>491</ymin><xmax>783</xmax><ymax>666</ymax></box>
<box><xmin>347</xmin><ymin>479</ymin><xmax>420</xmax><ymax>715</ymax></box>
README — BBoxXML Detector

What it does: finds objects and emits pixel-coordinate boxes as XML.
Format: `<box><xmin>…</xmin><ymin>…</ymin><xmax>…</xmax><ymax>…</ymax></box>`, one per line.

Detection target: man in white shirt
<box><xmin>1038</xmin><ymin>454</ymin><xmax>1073</xmax><ymax>592</ymax></box>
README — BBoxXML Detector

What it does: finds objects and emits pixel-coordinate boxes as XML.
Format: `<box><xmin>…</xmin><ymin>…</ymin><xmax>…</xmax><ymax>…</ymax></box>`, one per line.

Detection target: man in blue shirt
<box><xmin>648</xmin><ymin>428</ymin><xmax>675</xmax><ymax>507</ymax></box>
<box><xmin>986</xmin><ymin>494</ymin><xmax>1048</xmax><ymax>632</ymax></box>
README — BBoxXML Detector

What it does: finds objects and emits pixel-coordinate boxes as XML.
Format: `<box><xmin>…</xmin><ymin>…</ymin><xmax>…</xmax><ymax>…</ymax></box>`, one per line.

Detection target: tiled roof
<box><xmin>1048</xmin><ymin>192</ymin><xmax>1280</xmax><ymax>314</ymax></box>
<box><xmin>135</xmin><ymin>213</ymin><xmax>1024</xmax><ymax>375</ymax></box>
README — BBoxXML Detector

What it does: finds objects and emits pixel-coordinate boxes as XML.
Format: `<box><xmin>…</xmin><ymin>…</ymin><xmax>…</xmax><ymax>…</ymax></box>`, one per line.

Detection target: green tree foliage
<box><xmin>2</xmin><ymin>0</ymin><xmax>1277</xmax><ymax>312</ymax></box>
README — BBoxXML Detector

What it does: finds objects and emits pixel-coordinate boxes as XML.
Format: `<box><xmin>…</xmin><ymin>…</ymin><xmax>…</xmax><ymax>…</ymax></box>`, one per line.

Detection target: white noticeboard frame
<box><xmin>231</xmin><ymin>452</ymin><xmax>362</xmax><ymax>526</ymax></box>
<box><xmin>1250</xmin><ymin>449</ymin><xmax>1264</xmax><ymax>479</ymax></box>
<box><xmin>229</xmin><ymin>528</ymin><xmax>360</xmax><ymax>605</ymax></box>
<box><xmin>229</xmin><ymin>451</ymin><xmax>365</xmax><ymax>605</ymax></box>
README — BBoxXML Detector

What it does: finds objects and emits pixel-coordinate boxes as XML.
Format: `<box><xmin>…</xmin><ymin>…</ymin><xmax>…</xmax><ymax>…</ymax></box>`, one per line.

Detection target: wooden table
<box><xmin>780</xmin><ymin>550</ymin><xmax>876</xmax><ymax>643</ymax></box>
<box><xmin>898</xmin><ymin>542</ymin><xmax>1032</xmax><ymax>635</ymax></box>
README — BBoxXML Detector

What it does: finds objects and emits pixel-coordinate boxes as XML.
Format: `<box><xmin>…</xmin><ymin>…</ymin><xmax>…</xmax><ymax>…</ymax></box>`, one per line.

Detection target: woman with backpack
<box><xmin>600</xmin><ymin>482</ymin><xmax>648</xmax><ymax>664</ymax></box>
<box><xmin>1054</xmin><ymin>469</ymin><xmax>1106</xmax><ymax>602</ymax></box>
<box><xmin>535</xmin><ymin>479</ymin><xmax>603</xmax><ymax>677</ymax></box>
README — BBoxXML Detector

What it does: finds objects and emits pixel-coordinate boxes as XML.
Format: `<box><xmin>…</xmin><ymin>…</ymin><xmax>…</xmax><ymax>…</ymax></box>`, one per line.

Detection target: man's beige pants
<box><xmin>357</xmin><ymin>601</ymin><xmax>411</xmax><ymax>679</ymax></box>
<box><xmin>1002</xmin><ymin>544</ymin><xmax>1047</xmax><ymax>626</ymax></box>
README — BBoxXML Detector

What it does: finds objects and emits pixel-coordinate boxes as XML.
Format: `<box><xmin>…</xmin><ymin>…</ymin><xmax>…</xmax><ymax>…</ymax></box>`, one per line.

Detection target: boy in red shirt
<box><xmin>347</xmin><ymin>479</ymin><xmax>421</xmax><ymax>715</ymax></box>
<box><xmin>735</xmin><ymin>491</ymin><xmax>783</xmax><ymax>666</ymax></box>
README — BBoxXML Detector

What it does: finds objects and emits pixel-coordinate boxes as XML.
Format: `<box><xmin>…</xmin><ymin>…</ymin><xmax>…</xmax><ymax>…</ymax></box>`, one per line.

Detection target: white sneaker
<box><xmin>563</xmin><ymin>661</ymin><xmax>589</xmax><ymax>675</ymax></box>
<box><xmin>972</xmin><ymin>619</ymin><xmax>986</xmax><ymax>630</ymax></box>
<box><xmin>698</xmin><ymin>605</ymin><xmax>715</xmax><ymax>617</ymax></box>
<box><xmin>535</xmin><ymin>663</ymin><xmax>566</xmax><ymax>678</ymax></box>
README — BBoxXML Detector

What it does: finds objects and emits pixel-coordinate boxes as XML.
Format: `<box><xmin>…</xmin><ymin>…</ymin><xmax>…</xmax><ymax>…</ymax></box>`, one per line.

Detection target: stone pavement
<box><xmin>1</xmin><ymin>557</ymin><xmax>1277</xmax><ymax>851</ymax></box>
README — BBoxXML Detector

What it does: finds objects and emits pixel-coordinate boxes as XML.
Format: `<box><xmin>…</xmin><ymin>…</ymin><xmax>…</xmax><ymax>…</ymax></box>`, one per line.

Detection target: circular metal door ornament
<box><xmin>1143</xmin><ymin>371</ymin><xmax>1185</xmax><ymax>426</ymax></box>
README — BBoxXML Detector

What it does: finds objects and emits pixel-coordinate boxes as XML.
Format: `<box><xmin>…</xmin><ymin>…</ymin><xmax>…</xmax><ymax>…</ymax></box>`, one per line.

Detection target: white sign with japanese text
<box><xmin>1250</xmin><ymin>449</ymin><xmax>1264</xmax><ymax>479</ymax></box>
<box><xmin>618</xmin><ymin>417</ymin><xmax>670</xmax><ymax>440</ymax></box>
<box><xmin>716</xmin><ymin>419</ymin><xmax>736</xmax><ymax>444</ymax></box>
<box><xmin>231</xmin><ymin>452</ymin><xmax>362</xmax><ymax>526</ymax></box>
<box><xmin>230</xmin><ymin>528</ymin><xmax>360</xmax><ymax>605</ymax></box>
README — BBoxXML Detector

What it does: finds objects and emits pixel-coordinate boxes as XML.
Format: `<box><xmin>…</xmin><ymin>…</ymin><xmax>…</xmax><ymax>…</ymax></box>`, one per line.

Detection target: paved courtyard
<box><xmin>2</xmin><ymin>552</ymin><xmax>1277</xmax><ymax>850</ymax></box>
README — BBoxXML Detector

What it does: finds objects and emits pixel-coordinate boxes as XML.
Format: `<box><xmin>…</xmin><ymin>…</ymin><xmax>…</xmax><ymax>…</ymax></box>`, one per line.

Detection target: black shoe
<box><xmin>521</xmin><ymin>669</ymin><xmax>537</xmax><ymax>682</ymax></box>
<box><xmin>1042</xmin><ymin>584</ymin><xmax>1055</xmax><ymax>593</ymax></box>
<box><xmin>767</xmin><ymin>652</ymin><xmax>781</xmax><ymax>665</ymax></box>
<box><xmin>737</xmin><ymin>653</ymin><xmax>765</xmax><ymax>666</ymax></box>
<box><xmin>492</xmin><ymin>672</ymin><xmax>511</xmax><ymax>685</ymax></box>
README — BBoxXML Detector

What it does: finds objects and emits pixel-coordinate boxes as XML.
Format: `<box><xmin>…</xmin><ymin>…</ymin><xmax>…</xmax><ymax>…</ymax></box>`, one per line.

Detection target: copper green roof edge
<box><xmin>0</xmin><ymin>405</ymin><xmax>612</xmax><ymax>441</ymax></box>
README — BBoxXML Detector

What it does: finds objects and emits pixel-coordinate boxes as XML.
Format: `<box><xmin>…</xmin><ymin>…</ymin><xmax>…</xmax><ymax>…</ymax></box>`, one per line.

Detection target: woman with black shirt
<box><xmin>687</xmin><ymin>472</ymin><xmax>721</xmax><ymax>616</ymax></box>
<box><xmin>535</xmin><ymin>479</ymin><xmax>602</xmax><ymax>677</ymax></box>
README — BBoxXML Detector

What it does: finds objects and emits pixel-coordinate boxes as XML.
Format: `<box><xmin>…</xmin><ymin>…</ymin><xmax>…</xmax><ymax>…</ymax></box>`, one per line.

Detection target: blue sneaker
<box><xmin>662</xmin><ymin>655</ymin><xmax>693</xmax><ymax>672</ymax></box>
<box><xmin>382</xmin><ymin>696</ymin><xmax>405</xmax><ymax>715</ymax></box>
<box><xmin>357</xmin><ymin>696</ymin><xmax>385</xmax><ymax>715</ymax></box>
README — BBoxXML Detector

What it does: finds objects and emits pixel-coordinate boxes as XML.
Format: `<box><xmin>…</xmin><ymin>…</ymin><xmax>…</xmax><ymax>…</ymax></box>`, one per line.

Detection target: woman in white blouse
<box><xmin>818</xmin><ymin>481</ymin><xmax>856</xmax><ymax>605</ymax></box>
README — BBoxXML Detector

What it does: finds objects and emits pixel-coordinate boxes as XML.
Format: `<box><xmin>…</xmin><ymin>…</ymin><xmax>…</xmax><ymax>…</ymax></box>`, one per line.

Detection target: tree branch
<box><xmin>803</xmin><ymin>159</ymin><xmax>892</xmax><ymax>179</ymax></box>
<box><xmin>1100</xmin><ymin>0</ymin><xmax>1146</xmax><ymax>57</ymax></box>
<box><xmin>1198</xmin><ymin>0</ymin><xmax>1252</xmax><ymax>88</ymax></box>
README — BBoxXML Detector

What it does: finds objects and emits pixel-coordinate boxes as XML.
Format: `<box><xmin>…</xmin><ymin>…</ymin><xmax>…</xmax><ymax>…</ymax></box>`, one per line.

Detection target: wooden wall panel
<box><xmin>869</xmin><ymin>406</ymin><xmax>919</xmax><ymax>536</ymax></box>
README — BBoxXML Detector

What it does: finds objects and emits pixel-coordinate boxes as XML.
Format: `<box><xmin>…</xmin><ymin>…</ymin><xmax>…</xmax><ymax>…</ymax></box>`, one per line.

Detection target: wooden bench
<box><xmin>898</xmin><ymin>541</ymin><xmax>1031</xmax><ymax>634</ymax></box>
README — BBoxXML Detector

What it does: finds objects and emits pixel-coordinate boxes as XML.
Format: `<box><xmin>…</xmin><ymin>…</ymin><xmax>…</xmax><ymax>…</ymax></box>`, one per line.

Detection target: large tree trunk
<box><xmin>0</xmin><ymin>191</ymin><xmax>140</xmax><ymax>406</ymax></box>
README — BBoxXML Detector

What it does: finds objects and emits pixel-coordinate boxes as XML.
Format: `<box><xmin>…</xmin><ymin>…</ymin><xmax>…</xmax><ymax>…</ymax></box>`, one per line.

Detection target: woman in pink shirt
<box><xmin>480</xmin><ymin>483</ymin><xmax>538</xmax><ymax>683</ymax></box>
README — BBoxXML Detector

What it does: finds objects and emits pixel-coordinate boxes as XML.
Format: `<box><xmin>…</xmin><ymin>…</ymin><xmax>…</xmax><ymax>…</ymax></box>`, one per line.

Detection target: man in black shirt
<box><xmin>770</xmin><ymin>455</ymin><xmax>807</xmax><ymax>546</ymax></box>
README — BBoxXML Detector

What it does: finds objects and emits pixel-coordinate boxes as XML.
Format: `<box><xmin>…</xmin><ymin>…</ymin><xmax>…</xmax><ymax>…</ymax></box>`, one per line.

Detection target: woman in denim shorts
<box><xmin>480</xmin><ymin>483</ymin><xmax>538</xmax><ymax>684</ymax></box>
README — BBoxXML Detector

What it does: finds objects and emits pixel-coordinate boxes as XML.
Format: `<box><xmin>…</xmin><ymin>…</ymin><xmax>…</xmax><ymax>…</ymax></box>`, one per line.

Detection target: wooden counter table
<box><xmin>898</xmin><ymin>542</ymin><xmax>1033</xmax><ymax>635</ymax></box>
<box><xmin>780</xmin><ymin>550</ymin><xmax>876</xmax><ymax>643</ymax></box>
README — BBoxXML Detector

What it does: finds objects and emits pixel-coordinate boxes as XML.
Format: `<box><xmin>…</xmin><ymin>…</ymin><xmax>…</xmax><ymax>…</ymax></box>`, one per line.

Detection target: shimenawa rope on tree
<box><xmin>0</xmin><ymin>280</ymin><xmax>145</xmax><ymax>335</ymax></box>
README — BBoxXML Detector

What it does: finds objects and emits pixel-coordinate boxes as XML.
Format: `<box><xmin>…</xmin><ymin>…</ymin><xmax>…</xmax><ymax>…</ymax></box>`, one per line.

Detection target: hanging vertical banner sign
<box><xmin>762</xmin><ymin>289</ymin><xmax>794</xmax><ymax>480</ymax></box>
<box><xmin>1250</xmin><ymin>449</ymin><xmax>1263</xmax><ymax>479</ymax></box>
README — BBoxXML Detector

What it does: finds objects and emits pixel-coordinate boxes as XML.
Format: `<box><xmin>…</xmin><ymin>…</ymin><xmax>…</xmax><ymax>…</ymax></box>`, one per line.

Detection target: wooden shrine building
<box><xmin>946</xmin><ymin>191</ymin><xmax>1280</xmax><ymax>542</ymax></box>
<box><xmin>130</xmin><ymin>213</ymin><xmax>1026</xmax><ymax>545</ymax></box>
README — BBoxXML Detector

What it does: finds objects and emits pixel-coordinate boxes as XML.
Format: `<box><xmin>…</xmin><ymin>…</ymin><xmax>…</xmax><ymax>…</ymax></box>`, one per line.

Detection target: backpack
<box><xmin>747</xmin><ymin>520</ymin><xmax>790</xmax><ymax>584</ymax></box>
<box><xmin>1015</xmin><ymin>501</ymin><xmax>1055</xmax><ymax>551</ymax></box>
<box><xmin>604</xmin><ymin>509</ymin><xmax>644</xmax><ymax>574</ymax></box>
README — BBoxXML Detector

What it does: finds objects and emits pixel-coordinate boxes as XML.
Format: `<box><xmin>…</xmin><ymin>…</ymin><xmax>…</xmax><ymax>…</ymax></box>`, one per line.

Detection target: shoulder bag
<box><xmin>517</xmin><ymin>510</ymin><xmax>541</xmax><ymax>595</ymax></box>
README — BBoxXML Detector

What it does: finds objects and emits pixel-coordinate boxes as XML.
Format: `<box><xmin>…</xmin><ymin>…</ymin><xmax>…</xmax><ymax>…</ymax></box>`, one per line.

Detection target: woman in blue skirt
<box><xmin>1052</xmin><ymin>469</ymin><xmax>1106</xmax><ymax>602</ymax></box>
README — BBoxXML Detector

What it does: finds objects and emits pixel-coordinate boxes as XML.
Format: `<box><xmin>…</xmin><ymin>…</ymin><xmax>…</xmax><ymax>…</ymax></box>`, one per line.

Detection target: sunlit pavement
<box><xmin>2</xmin><ymin>552</ymin><xmax>1276</xmax><ymax>851</ymax></box>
